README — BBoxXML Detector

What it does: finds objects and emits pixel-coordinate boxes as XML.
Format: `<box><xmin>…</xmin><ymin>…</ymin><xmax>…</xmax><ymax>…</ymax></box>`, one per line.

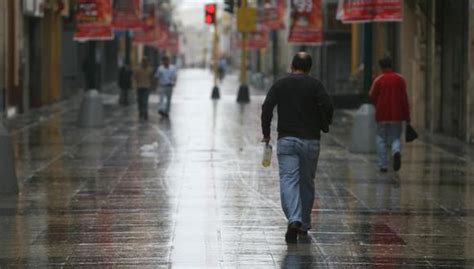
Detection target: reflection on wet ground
<box><xmin>2</xmin><ymin>69</ymin><xmax>474</xmax><ymax>268</ymax></box>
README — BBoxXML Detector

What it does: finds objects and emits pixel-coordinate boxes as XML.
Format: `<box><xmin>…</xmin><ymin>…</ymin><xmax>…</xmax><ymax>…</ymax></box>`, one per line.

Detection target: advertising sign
<box><xmin>74</xmin><ymin>0</ymin><xmax>113</xmax><ymax>41</ymax></box>
<box><xmin>336</xmin><ymin>0</ymin><xmax>402</xmax><ymax>23</ymax></box>
<box><xmin>235</xmin><ymin>25</ymin><xmax>269</xmax><ymax>50</ymax></box>
<box><xmin>112</xmin><ymin>0</ymin><xmax>142</xmax><ymax>29</ymax></box>
<box><xmin>260</xmin><ymin>0</ymin><xmax>285</xmax><ymax>30</ymax></box>
<box><xmin>247</xmin><ymin>27</ymin><xmax>269</xmax><ymax>49</ymax></box>
<box><xmin>132</xmin><ymin>3</ymin><xmax>156</xmax><ymax>44</ymax></box>
<box><xmin>156</xmin><ymin>23</ymin><xmax>169</xmax><ymax>49</ymax></box>
<box><xmin>288</xmin><ymin>0</ymin><xmax>323</xmax><ymax>45</ymax></box>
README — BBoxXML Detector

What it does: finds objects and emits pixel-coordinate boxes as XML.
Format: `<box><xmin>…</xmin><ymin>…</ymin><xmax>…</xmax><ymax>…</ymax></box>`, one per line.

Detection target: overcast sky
<box><xmin>175</xmin><ymin>0</ymin><xmax>224</xmax><ymax>11</ymax></box>
<box><xmin>174</xmin><ymin>0</ymin><xmax>224</xmax><ymax>27</ymax></box>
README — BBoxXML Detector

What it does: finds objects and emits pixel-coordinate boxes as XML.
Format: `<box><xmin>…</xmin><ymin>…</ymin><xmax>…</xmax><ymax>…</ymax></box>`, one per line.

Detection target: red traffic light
<box><xmin>205</xmin><ymin>15</ymin><xmax>213</xmax><ymax>24</ymax></box>
<box><xmin>205</xmin><ymin>3</ymin><xmax>216</xmax><ymax>24</ymax></box>
<box><xmin>206</xmin><ymin>4</ymin><xmax>216</xmax><ymax>14</ymax></box>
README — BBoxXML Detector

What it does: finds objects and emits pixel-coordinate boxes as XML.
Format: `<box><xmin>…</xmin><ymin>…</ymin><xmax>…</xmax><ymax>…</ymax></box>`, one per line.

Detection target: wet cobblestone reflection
<box><xmin>1</xmin><ymin>69</ymin><xmax>474</xmax><ymax>268</ymax></box>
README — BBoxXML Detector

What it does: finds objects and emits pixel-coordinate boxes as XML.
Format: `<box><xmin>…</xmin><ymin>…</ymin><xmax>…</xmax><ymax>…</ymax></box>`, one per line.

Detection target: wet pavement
<box><xmin>2</xmin><ymin>69</ymin><xmax>474</xmax><ymax>268</ymax></box>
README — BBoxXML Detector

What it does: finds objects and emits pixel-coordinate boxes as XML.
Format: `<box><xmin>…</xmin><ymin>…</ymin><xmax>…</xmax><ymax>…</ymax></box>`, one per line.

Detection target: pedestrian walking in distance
<box><xmin>155</xmin><ymin>56</ymin><xmax>177</xmax><ymax>118</ymax></box>
<box><xmin>133</xmin><ymin>58</ymin><xmax>154</xmax><ymax>121</ymax></box>
<box><xmin>218</xmin><ymin>57</ymin><xmax>227</xmax><ymax>82</ymax></box>
<box><xmin>261</xmin><ymin>52</ymin><xmax>334</xmax><ymax>243</ymax></box>
<box><xmin>118</xmin><ymin>63</ymin><xmax>132</xmax><ymax>106</ymax></box>
<box><xmin>369</xmin><ymin>57</ymin><xmax>410</xmax><ymax>173</ymax></box>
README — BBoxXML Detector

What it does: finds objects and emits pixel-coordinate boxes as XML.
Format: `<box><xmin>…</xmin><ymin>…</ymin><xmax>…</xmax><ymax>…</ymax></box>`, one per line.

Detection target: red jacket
<box><xmin>369</xmin><ymin>70</ymin><xmax>410</xmax><ymax>122</ymax></box>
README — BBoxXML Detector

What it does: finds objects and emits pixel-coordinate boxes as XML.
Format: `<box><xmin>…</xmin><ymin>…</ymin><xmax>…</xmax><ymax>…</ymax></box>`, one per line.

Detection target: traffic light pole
<box><xmin>363</xmin><ymin>23</ymin><xmax>373</xmax><ymax>99</ymax></box>
<box><xmin>236</xmin><ymin>0</ymin><xmax>250</xmax><ymax>103</ymax></box>
<box><xmin>211</xmin><ymin>18</ymin><xmax>220</xmax><ymax>99</ymax></box>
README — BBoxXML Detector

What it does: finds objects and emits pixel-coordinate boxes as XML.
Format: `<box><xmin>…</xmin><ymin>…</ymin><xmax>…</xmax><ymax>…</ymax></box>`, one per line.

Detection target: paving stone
<box><xmin>1</xmin><ymin>69</ymin><xmax>474</xmax><ymax>267</ymax></box>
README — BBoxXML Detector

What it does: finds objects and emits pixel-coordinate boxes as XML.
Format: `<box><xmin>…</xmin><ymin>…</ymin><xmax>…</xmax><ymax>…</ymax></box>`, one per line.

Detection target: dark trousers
<box><xmin>119</xmin><ymin>87</ymin><xmax>129</xmax><ymax>105</ymax></box>
<box><xmin>137</xmin><ymin>88</ymin><xmax>150</xmax><ymax>119</ymax></box>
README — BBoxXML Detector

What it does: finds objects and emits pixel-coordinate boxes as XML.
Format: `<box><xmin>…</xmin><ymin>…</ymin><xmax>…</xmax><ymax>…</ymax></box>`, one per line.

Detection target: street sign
<box><xmin>237</xmin><ymin>7</ymin><xmax>256</xmax><ymax>32</ymax></box>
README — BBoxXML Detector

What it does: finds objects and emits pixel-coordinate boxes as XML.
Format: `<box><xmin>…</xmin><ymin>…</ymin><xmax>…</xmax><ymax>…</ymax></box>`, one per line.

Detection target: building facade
<box><xmin>0</xmin><ymin>0</ymin><xmax>121</xmax><ymax>118</ymax></box>
<box><xmin>401</xmin><ymin>0</ymin><xmax>474</xmax><ymax>142</ymax></box>
<box><xmin>242</xmin><ymin>0</ymin><xmax>474</xmax><ymax>143</ymax></box>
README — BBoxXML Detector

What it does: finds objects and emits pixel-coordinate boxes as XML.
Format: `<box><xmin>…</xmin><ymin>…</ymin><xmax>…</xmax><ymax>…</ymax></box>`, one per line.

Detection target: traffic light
<box><xmin>205</xmin><ymin>4</ymin><xmax>216</xmax><ymax>24</ymax></box>
<box><xmin>224</xmin><ymin>0</ymin><xmax>234</xmax><ymax>14</ymax></box>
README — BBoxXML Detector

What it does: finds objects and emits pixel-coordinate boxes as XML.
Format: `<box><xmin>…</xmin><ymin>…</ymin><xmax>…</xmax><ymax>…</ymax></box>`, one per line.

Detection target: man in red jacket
<box><xmin>369</xmin><ymin>57</ymin><xmax>410</xmax><ymax>172</ymax></box>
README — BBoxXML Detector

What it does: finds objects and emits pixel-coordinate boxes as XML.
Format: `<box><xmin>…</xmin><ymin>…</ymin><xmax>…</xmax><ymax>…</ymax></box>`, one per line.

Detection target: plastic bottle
<box><xmin>262</xmin><ymin>143</ymin><xmax>272</xmax><ymax>167</ymax></box>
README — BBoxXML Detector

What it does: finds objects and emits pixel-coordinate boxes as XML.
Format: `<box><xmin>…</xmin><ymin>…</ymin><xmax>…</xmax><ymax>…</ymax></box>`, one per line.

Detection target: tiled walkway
<box><xmin>1</xmin><ymin>69</ymin><xmax>474</xmax><ymax>268</ymax></box>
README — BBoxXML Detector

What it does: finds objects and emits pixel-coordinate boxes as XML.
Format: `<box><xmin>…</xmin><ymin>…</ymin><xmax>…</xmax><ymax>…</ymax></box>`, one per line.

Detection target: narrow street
<box><xmin>0</xmin><ymin>69</ymin><xmax>473</xmax><ymax>267</ymax></box>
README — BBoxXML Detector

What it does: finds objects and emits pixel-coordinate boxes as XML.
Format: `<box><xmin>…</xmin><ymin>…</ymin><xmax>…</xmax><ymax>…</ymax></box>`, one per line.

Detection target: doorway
<box><xmin>436</xmin><ymin>0</ymin><xmax>468</xmax><ymax>139</ymax></box>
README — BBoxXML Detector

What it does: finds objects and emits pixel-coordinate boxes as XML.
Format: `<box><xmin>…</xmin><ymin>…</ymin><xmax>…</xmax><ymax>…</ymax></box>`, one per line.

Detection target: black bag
<box><xmin>406</xmin><ymin>124</ymin><xmax>418</xmax><ymax>142</ymax></box>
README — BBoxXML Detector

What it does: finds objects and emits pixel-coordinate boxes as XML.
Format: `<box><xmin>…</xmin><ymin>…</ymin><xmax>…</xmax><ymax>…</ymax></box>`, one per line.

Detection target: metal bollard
<box><xmin>350</xmin><ymin>104</ymin><xmax>377</xmax><ymax>153</ymax></box>
<box><xmin>77</xmin><ymin>89</ymin><xmax>105</xmax><ymax>128</ymax></box>
<box><xmin>0</xmin><ymin>123</ymin><xmax>19</xmax><ymax>194</ymax></box>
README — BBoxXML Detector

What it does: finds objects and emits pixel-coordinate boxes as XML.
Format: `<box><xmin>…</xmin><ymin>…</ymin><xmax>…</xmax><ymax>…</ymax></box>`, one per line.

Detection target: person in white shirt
<box><xmin>155</xmin><ymin>56</ymin><xmax>177</xmax><ymax>117</ymax></box>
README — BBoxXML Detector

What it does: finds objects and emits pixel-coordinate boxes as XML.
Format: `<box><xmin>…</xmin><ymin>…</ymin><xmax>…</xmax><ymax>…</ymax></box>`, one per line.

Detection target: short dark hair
<box><xmin>162</xmin><ymin>56</ymin><xmax>170</xmax><ymax>62</ymax></box>
<box><xmin>292</xmin><ymin>52</ymin><xmax>312</xmax><ymax>73</ymax></box>
<box><xmin>379</xmin><ymin>57</ymin><xmax>393</xmax><ymax>69</ymax></box>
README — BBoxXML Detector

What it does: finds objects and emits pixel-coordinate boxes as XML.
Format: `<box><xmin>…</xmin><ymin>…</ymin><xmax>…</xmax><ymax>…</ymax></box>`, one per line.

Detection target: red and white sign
<box><xmin>154</xmin><ymin>23</ymin><xmax>179</xmax><ymax>54</ymax></box>
<box><xmin>247</xmin><ymin>30</ymin><xmax>269</xmax><ymax>49</ymax></box>
<box><xmin>112</xmin><ymin>0</ymin><xmax>142</xmax><ymax>29</ymax></box>
<box><xmin>74</xmin><ymin>0</ymin><xmax>113</xmax><ymax>41</ymax></box>
<box><xmin>132</xmin><ymin>26</ymin><xmax>156</xmax><ymax>44</ymax></box>
<box><xmin>234</xmin><ymin>25</ymin><xmax>269</xmax><ymax>50</ymax></box>
<box><xmin>132</xmin><ymin>4</ymin><xmax>156</xmax><ymax>44</ymax></box>
<box><xmin>288</xmin><ymin>0</ymin><xmax>323</xmax><ymax>45</ymax></box>
<box><xmin>259</xmin><ymin>0</ymin><xmax>285</xmax><ymax>30</ymax></box>
<box><xmin>156</xmin><ymin>23</ymin><xmax>169</xmax><ymax>49</ymax></box>
<box><xmin>336</xmin><ymin>0</ymin><xmax>402</xmax><ymax>23</ymax></box>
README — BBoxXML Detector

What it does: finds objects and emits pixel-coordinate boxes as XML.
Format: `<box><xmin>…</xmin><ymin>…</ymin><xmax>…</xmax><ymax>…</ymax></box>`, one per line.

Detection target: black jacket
<box><xmin>261</xmin><ymin>73</ymin><xmax>333</xmax><ymax>140</ymax></box>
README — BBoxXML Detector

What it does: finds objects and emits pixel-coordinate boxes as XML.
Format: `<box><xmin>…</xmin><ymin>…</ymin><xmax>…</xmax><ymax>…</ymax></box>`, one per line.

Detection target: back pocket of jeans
<box><xmin>277</xmin><ymin>140</ymin><xmax>295</xmax><ymax>155</ymax></box>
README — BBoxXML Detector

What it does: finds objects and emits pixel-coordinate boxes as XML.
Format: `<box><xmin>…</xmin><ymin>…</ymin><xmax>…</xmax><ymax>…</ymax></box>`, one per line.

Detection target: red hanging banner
<box><xmin>249</xmin><ymin>23</ymin><xmax>269</xmax><ymax>49</ymax></box>
<box><xmin>112</xmin><ymin>0</ymin><xmax>142</xmax><ymax>29</ymax></box>
<box><xmin>132</xmin><ymin>3</ymin><xmax>156</xmax><ymax>44</ymax></box>
<box><xmin>260</xmin><ymin>0</ymin><xmax>285</xmax><ymax>30</ymax></box>
<box><xmin>156</xmin><ymin>22</ymin><xmax>170</xmax><ymax>49</ymax></box>
<box><xmin>336</xmin><ymin>0</ymin><xmax>402</xmax><ymax>23</ymax></box>
<box><xmin>247</xmin><ymin>30</ymin><xmax>269</xmax><ymax>49</ymax></box>
<box><xmin>288</xmin><ymin>0</ymin><xmax>323</xmax><ymax>45</ymax></box>
<box><xmin>132</xmin><ymin>27</ymin><xmax>156</xmax><ymax>44</ymax></box>
<box><xmin>234</xmin><ymin>25</ymin><xmax>269</xmax><ymax>50</ymax></box>
<box><xmin>74</xmin><ymin>0</ymin><xmax>113</xmax><ymax>41</ymax></box>
<box><xmin>165</xmin><ymin>32</ymin><xmax>180</xmax><ymax>55</ymax></box>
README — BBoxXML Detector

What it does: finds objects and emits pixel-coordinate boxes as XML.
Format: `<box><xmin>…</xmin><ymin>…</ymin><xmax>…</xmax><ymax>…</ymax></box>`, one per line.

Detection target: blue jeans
<box><xmin>159</xmin><ymin>85</ymin><xmax>173</xmax><ymax>114</ymax></box>
<box><xmin>376</xmin><ymin>123</ymin><xmax>402</xmax><ymax>169</ymax></box>
<box><xmin>277</xmin><ymin>137</ymin><xmax>320</xmax><ymax>231</ymax></box>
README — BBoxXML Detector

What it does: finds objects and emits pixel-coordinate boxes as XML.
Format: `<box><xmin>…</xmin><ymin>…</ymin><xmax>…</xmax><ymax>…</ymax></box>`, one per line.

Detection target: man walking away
<box><xmin>369</xmin><ymin>57</ymin><xmax>410</xmax><ymax>172</ymax></box>
<box><xmin>261</xmin><ymin>52</ymin><xmax>334</xmax><ymax>243</ymax></box>
<box><xmin>155</xmin><ymin>56</ymin><xmax>177</xmax><ymax>118</ymax></box>
<box><xmin>133</xmin><ymin>58</ymin><xmax>154</xmax><ymax>120</ymax></box>
<box><xmin>118</xmin><ymin>63</ymin><xmax>132</xmax><ymax>106</ymax></box>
